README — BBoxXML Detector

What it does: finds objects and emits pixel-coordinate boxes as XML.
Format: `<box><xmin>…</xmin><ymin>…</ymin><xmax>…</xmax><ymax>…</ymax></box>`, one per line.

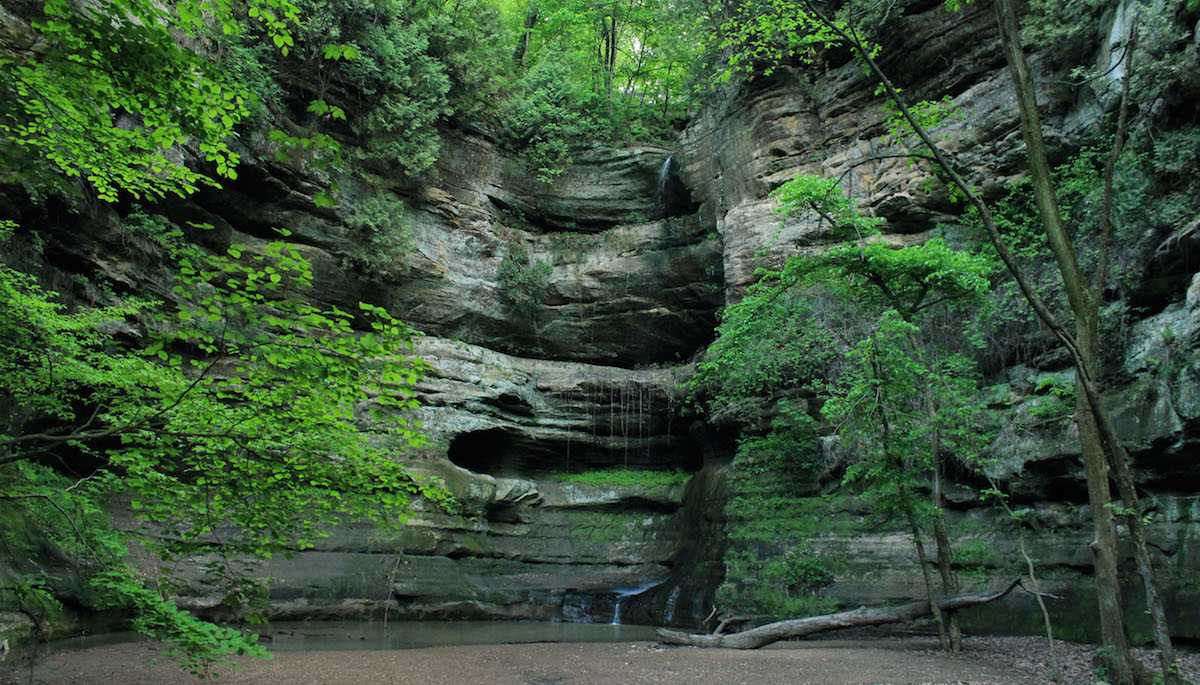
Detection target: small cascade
<box><xmin>564</xmin><ymin>385</ymin><xmax>572</xmax><ymax>473</ymax></box>
<box><xmin>636</xmin><ymin>381</ymin><xmax>643</xmax><ymax>448</ymax></box>
<box><xmin>643</xmin><ymin>385</ymin><xmax>652</xmax><ymax>460</ymax></box>
<box><xmin>653</xmin><ymin>157</ymin><xmax>673</xmax><ymax>217</ymax></box>
<box><xmin>663</xmin><ymin>585</ymin><xmax>681</xmax><ymax>623</ymax></box>
<box><xmin>608</xmin><ymin>376</ymin><xmax>615</xmax><ymax>445</ymax></box>
<box><xmin>610</xmin><ymin>579</ymin><xmax>667</xmax><ymax>625</ymax></box>
<box><xmin>621</xmin><ymin>380</ymin><xmax>629</xmax><ymax>468</ymax></box>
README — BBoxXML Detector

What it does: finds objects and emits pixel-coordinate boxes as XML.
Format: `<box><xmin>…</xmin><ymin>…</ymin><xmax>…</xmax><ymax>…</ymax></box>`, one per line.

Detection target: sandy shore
<box><xmin>0</xmin><ymin>637</ymin><xmax>1042</xmax><ymax>685</ymax></box>
<box><xmin>3</xmin><ymin>636</ymin><xmax>1196</xmax><ymax>684</ymax></box>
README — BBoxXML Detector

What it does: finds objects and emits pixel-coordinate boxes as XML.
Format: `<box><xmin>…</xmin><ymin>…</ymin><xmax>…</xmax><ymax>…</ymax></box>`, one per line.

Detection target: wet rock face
<box><xmin>114</xmin><ymin>327</ymin><xmax>718</xmax><ymax>624</ymax></box>
<box><xmin>222</xmin><ymin>338</ymin><xmax>722</xmax><ymax>625</ymax></box>
<box><xmin>405</xmin><ymin>337</ymin><xmax>703</xmax><ymax>476</ymax></box>
<box><xmin>163</xmin><ymin>461</ymin><xmax>714</xmax><ymax>624</ymax></box>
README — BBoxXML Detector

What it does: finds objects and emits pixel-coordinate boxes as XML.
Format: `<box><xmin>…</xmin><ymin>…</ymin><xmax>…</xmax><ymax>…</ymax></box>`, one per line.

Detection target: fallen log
<box><xmin>656</xmin><ymin>578</ymin><xmax>1020</xmax><ymax>649</ymax></box>
<box><xmin>713</xmin><ymin>616</ymin><xmax>750</xmax><ymax>635</ymax></box>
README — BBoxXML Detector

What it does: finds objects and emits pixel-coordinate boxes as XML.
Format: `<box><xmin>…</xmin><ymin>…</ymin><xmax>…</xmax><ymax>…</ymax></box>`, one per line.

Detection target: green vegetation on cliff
<box><xmin>691</xmin><ymin>0</ymin><xmax>1200</xmax><ymax>676</ymax></box>
<box><xmin>552</xmin><ymin>469</ymin><xmax>689</xmax><ymax>488</ymax></box>
<box><xmin>232</xmin><ymin>0</ymin><xmax>709</xmax><ymax>181</ymax></box>
<box><xmin>2</xmin><ymin>0</ymin><xmax>1200</xmax><ymax>677</ymax></box>
<box><xmin>717</xmin><ymin>420</ymin><xmax>841</xmax><ymax>619</ymax></box>
<box><xmin>0</xmin><ymin>1</ymin><xmax>456</xmax><ymax>673</ymax></box>
<box><xmin>0</xmin><ymin>214</ymin><xmax>450</xmax><ymax>672</ymax></box>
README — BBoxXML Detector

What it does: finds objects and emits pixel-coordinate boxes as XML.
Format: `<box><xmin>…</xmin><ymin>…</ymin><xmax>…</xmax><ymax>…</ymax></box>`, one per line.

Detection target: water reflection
<box><xmin>256</xmin><ymin>621</ymin><xmax>660</xmax><ymax>651</ymax></box>
<box><xmin>46</xmin><ymin>621</ymin><xmax>660</xmax><ymax>656</ymax></box>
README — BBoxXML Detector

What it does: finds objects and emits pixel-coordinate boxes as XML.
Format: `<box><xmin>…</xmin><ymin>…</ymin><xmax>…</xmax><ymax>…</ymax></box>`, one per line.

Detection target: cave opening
<box><xmin>652</xmin><ymin>158</ymin><xmax>700</xmax><ymax>221</ymax></box>
<box><xmin>447</xmin><ymin>428</ymin><xmax>520</xmax><ymax>476</ymax></box>
<box><xmin>447</xmin><ymin>426</ymin><xmax>707</xmax><ymax>480</ymax></box>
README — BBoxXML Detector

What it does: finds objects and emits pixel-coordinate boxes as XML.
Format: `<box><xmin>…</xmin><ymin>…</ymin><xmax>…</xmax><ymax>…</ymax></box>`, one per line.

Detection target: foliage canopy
<box><xmin>0</xmin><ymin>0</ymin><xmax>456</xmax><ymax>674</ymax></box>
<box><xmin>0</xmin><ymin>215</ymin><xmax>448</xmax><ymax>673</ymax></box>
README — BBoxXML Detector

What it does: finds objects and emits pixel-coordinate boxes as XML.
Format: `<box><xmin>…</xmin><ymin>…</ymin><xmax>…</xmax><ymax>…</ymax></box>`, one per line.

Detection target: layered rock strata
<box><xmin>5</xmin><ymin>0</ymin><xmax>1199</xmax><ymax>640</ymax></box>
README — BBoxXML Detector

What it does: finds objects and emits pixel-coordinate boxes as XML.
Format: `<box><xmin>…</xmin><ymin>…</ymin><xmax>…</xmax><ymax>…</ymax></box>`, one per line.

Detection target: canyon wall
<box><xmin>3</xmin><ymin>0</ymin><xmax>1198</xmax><ymax>642</ymax></box>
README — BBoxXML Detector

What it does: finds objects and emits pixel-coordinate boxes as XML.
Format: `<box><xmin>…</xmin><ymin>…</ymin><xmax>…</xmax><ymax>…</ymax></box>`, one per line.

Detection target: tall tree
<box><xmin>717</xmin><ymin>0</ymin><xmax>1183</xmax><ymax>680</ymax></box>
<box><xmin>805</xmin><ymin>1</ymin><xmax>1179</xmax><ymax>680</ymax></box>
<box><xmin>703</xmin><ymin>173</ymin><xmax>993</xmax><ymax>650</ymax></box>
<box><xmin>990</xmin><ymin>3</ymin><xmax>1176</xmax><ymax>680</ymax></box>
<box><xmin>776</xmin><ymin>188</ymin><xmax>991</xmax><ymax>651</ymax></box>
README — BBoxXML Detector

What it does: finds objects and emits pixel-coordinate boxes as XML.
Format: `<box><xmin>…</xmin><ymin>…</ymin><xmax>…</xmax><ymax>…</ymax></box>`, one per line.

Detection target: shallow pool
<box><xmin>42</xmin><ymin>620</ymin><xmax>661</xmax><ymax>656</ymax></box>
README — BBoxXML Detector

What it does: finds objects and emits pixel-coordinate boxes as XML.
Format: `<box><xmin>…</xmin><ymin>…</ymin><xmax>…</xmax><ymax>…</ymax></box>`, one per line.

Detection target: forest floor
<box><xmin>2</xmin><ymin>635</ymin><xmax>1197</xmax><ymax>684</ymax></box>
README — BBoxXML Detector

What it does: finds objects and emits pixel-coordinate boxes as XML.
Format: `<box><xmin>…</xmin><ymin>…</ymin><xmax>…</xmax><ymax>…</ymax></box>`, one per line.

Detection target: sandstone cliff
<box><xmin>3</xmin><ymin>0</ymin><xmax>1198</xmax><ymax>642</ymax></box>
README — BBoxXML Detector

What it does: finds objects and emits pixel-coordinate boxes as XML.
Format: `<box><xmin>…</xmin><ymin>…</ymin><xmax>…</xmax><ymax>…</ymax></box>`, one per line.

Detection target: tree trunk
<box><xmin>513</xmin><ymin>4</ymin><xmax>538</xmax><ymax>67</ymax></box>
<box><xmin>923</xmin><ymin>376</ymin><xmax>961</xmax><ymax>652</ymax></box>
<box><xmin>993</xmin><ymin>2</ymin><xmax>1178</xmax><ymax>681</ymax></box>
<box><xmin>656</xmin><ymin>580</ymin><xmax>1020</xmax><ymax>649</ymax></box>
<box><xmin>1076</xmin><ymin>308</ymin><xmax>1135</xmax><ymax>683</ymax></box>
<box><xmin>901</xmin><ymin>483</ymin><xmax>949</xmax><ymax>651</ymax></box>
<box><xmin>931</xmin><ymin>513</ymin><xmax>961</xmax><ymax>651</ymax></box>
<box><xmin>801</xmin><ymin>2</ymin><xmax>1181</xmax><ymax>681</ymax></box>
<box><xmin>875</xmin><ymin>348</ymin><xmax>948</xmax><ymax>651</ymax></box>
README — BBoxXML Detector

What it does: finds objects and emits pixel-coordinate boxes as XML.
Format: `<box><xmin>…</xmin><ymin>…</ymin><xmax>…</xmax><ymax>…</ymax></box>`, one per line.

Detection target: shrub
<box><xmin>497</xmin><ymin>243</ymin><xmax>552</xmax><ymax>314</ymax></box>
<box><xmin>341</xmin><ymin>191</ymin><xmax>413</xmax><ymax>277</ymax></box>
<box><xmin>553</xmin><ymin>469</ymin><xmax>690</xmax><ymax>488</ymax></box>
<box><xmin>497</xmin><ymin>58</ymin><xmax>599</xmax><ymax>183</ymax></box>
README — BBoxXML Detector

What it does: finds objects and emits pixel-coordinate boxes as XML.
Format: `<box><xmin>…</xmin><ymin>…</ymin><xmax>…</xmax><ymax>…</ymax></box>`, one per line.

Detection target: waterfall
<box><xmin>608</xmin><ymin>376</ymin><xmax>615</xmax><ymax>445</ymax></box>
<box><xmin>624</xmin><ymin>383</ymin><xmax>633</xmax><ymax>470</ymax></box>
<box><xmin>610</xmin><ymin>579</ymin><xmax>667</xmax><ymax>625</ymax></box>
<box><xmin>589</xmin><ymin>373</ymin><xmax>597</xmax><ymax>447</ymax></box>
<box><xmin>644</xmin><ymin>386</ymin><xmax>651</xmax><ymax>460</ymax></box>
<box><xmin>653</xmin><ymin>156</ymin><xmax>672</xmax><ymax>217</ymax></box>
<box><xmin>565</xmin><ymin>386</ymin><xmax>572</xmax><ymax>472</ymax></box>
<box><xmin>663</xmin><ymin>585</ymin><xmax>681</xmax><ymax>623</ymax></box>
<box><xmin>636</xmin><ymin>381</ymin><xmax>643</xmax><ymax>449</ymax></box>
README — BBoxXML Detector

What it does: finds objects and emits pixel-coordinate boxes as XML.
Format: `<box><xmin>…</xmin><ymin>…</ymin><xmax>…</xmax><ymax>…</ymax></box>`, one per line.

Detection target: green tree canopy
<box><xmin>0</xmin><ymin>0</ymin><xmax>304</xmax><ymax>200</ymax></box>
<box><xmin>0</xmin><ymin>211</ymin><xmax>449</xmax><ymax>672</ymax></box>
<box><xmin>0</xmin><ymin>0</ymin><xmax>456</xmax><ymax>674</ymax></box>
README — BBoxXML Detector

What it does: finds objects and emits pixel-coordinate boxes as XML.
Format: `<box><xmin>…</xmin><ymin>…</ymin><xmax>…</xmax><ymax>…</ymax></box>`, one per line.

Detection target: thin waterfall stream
<box><xmin>653</xmin><ymin>156</ymin><xmax>672</xmax><ymax>215</ymax></box>
<box><xmin>610</xmin><ymin>579</ymin><xmax>668</xmax><ymax>625</ymax></box>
